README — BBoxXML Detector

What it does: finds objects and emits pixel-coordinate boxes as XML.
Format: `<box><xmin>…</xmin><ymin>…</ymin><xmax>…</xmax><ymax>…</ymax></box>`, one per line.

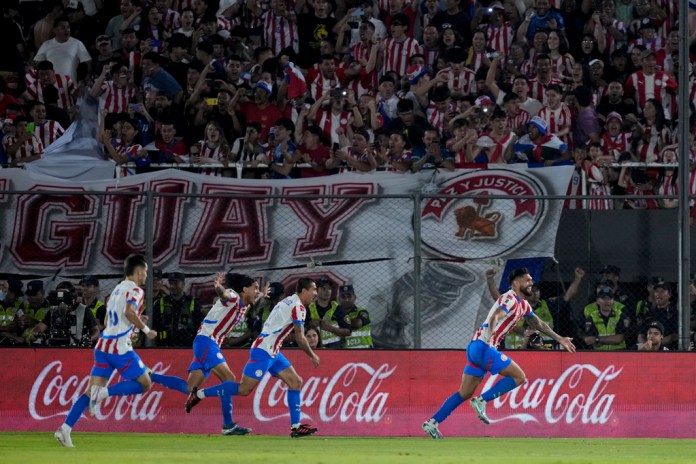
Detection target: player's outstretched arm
<box><xmin>293</xmin><ymin>323</ymin><xmax>320</xmax><ymax>367</ymax></box>
<box><xmin>527</xmin><ymin>314</ymin><xmax>576</xmax><ymax>352</ymax></box>
<box><xmin>214</xmin><ymin>272</ymin><xmax>231</xmax><ymax>301</ymax></box>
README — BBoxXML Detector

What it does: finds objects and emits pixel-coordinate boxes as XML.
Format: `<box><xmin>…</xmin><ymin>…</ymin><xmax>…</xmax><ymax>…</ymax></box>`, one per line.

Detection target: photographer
<box><xmin>30</xmin><ymin>282</ymin><xmax>99</xmax><ymax>347</ymax></box>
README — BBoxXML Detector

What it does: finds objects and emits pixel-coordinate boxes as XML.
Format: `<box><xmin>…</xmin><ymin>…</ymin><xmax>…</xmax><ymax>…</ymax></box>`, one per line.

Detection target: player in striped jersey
<box><xmin>151</xmin><ymin>272</ymin><xmax>261</xmax><ymax>435</ymax></box>
<box><xmin>187</xmin><ymin>278</ymin><xmax>320</xmax><ymax>438</ymax></box>
<box><xmin>54</xmin><ymin>254</ymin><xmax>158</xmax><ymax>448</ymax></box>
<box><xmin>422</xmin><ymin>268</ymin><xmax>575</xmax><ymax>438</ymax></box>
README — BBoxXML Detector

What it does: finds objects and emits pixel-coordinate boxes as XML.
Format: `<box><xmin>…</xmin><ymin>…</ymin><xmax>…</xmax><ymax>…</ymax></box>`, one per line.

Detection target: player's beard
<box><xmin>520</xmin><ymin>286</ymin><xmax>533</xmax><ymax>298</ymax></box>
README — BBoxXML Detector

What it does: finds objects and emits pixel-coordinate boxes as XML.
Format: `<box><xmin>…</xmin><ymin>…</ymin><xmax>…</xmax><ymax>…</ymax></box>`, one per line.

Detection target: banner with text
<box><xmin>0</xmin><ymin>167</ymin><xmax>572</xmax><ymax>347</ymax></box>
<box><xmin>1</xmin><ymin>348</ymin><xmax>694</xmax><ymax>438</ymax></box>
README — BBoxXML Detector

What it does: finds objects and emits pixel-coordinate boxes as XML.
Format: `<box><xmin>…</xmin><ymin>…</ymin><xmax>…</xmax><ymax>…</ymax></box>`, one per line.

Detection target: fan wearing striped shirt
<box><xmin>28</xmin><ymin>101</ymin><xmax>65</xmax><ymax>149</ymax></box>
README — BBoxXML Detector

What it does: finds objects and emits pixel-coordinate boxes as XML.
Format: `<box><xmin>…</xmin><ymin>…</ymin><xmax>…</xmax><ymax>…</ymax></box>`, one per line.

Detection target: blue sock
<box><xmin>481</xmin><ymin>376</ymin><xmax>519</xmax><ymax>402</ymax></box>
<box><xmin>221</xmin><ymin>395</ymin><xmax>233</xmax><ymax>427</ymax></box>
<box><xmin>150</xmin><ymin>373</ymin><xmax>188</xmax><ymax>394</ymax></box>
<box><xmin>202</xmin><ymin>381</ymin><xmax>239</xmax><ymax>398</ymax></box>
<box><xmin>65</xmin><ymin>393</ymin><xmax>89</xmax><ymax>428</ymax></box>
<box><xmin>432</xmin><ymin>392</ymin><xmax>465</xmax><ymax>424</ymax></box>
<box><xmin>287</xmin><ymin>389</ymin><xmax>301</xmax><ymax>426</ymax></box>
<box><xmin>107</xmin><ymin>380</ymin><xmax>144</xmax><ymax>397</ymax></box>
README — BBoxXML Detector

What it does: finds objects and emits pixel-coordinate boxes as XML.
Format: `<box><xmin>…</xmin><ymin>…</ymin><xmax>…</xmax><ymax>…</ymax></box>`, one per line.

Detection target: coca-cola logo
<box><xmin>29</xmin><ymin>360</ymin><xmax>168</xmax><ymax>421</ymax></box>
<box><xmin>481</xmin><ymin>363</ymin><xmax>623</xmax><ymax>424</ymax></box>
<box><xmin>253</xmin><ymin>362</ymin><xmax>396</xmax><ymax>423</ymax></box>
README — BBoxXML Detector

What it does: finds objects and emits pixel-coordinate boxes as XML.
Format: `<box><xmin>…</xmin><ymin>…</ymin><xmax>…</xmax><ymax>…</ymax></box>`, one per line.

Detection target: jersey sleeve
<box><xmin>292</xmin><ymin>303</ymin><xmax>306</xmax><ymax>325</ymax></box>
<box><xmin>523</xmin><ymin>300</ymin><xmax>535</xmax><ymax>318</ymax></box>
<box><xmin>497</xmin><ymin>292</ymin><xmax>516</xmax><ymax>313</ymax></box>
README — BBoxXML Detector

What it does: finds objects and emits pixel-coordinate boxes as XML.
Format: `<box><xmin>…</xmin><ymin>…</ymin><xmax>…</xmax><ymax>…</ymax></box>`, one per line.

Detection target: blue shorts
<box><xmin>242</xmin><ymin>348</ymin><xmax>291</xmax><ymax>380</ymax></box>
<box><xmin>91</xmin><ymin>349</ymin><xmax>148</xmax><ymax>380</ymax></box>
<box><xmin>463</xmin><ymin>340</ymin><xmax>512</xmax><ymax>377</ymax></box>
<box><xmin>188</xmin><ymin>335</ymin><xmax>226</xmax><ymax>379</ymax></box>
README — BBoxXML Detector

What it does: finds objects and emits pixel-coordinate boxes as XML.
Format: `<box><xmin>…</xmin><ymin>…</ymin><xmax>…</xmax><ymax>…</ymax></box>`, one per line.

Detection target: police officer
<box><xmin>581</xmin><ymin>286</ymin><xmax>627</xmax><ymax>351</ymax></box>
<box><xmin>24</xmin><ymin>280</ymin><xmax>51</xmax><ymax>322</ymax></box>
<box><xmin>0</xmin><ymin>276</ymin><xmax>27</xmax><ymax>325</ymax></box>
<box><xmin>152</xmin><ymin>272</ymin><xmax>202</xmax><ymax>347</ymax></box>
<box><xmin>337</xmin><ymin>284</ymin><xmax>373</xmax><ymax>349</ymax></box>
<box><xmin>308</xmin><ymin>277</ymin><xmax>350</xmax><ymax>349</ymax></box>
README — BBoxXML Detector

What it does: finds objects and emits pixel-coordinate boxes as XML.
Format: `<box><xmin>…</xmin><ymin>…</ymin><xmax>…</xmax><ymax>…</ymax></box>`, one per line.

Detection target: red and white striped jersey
<box><xmin>34</xmin><ymin>120</ymin><xmax>65</xmax><ymax>148</ymax></box>
<box><xmin>197</xmin><ymin>289</ymin><xmax>247</xmax><ymax>347</ymax></box>
<box><xmin>476</xmin><ymin>131</ymin><xmax>516</xmax><ymax>163</ymax></box>
<box><xmin>485</xmin><ymin>22</ymin><xmax>514</xmax><ymax>56</ymax></box>
<box><xmin>101</xmin><ymin>82</ymin><xmax>136</xmax><ymax>114</ymax></box>
<box><xmin>527</xmin><ymin>77</ymin><xmax>563</xmax><ymax>105</ymax></box>
<box><xmin>506</xmin><ymin>108</ymin><xmax>531</xmax><ymax>132</ymax></box>
<box><xmin>537</xmin><ymin>103</ymin><xmax>573</xmax><ymax>148</ymax></box>
<box><xmin>549</xmin><ymin>54</ymin><xmax>574</xmax><ymax>80</ymax></box>
<box><xmin>315</xmin><ymin>109</ymin><xmax>351</xmax><ymax>146</ymax></box>
<box><xmin>382</xmin><ymin>37</ymin><xmax>421</xmax><ymax>77</ymax></box>
<box><xmin>624</xmin><ymin>70</ymin><xmax>677</xmax><ymax>115</ymax></box>
<box><xmin>446</xmin><ymin>68</ymin><xmax>477</xmax><ymax>109</ymax></box>
<box><xmin>161</xmin><ymin>8</ymin><xmax>181</xmax><ymax>32</ymax></box>
<box><xmin>176</xmin><ymin>0</ymin><xmax>195</xmax><ymax>11</ymax></box>
<box><xmin>636</xmin><ymin>123</ymin><xmax>671</xmax><ymax>162</ymax></box>
<box><xmin>565</xmin><ymin>166</ymin><xmax>584</xmax><ymax>210</ymax></box>
<box><xmin>25</xmin><ymin>72</ymin><xmax>75</xmax><ymax>110</ymax></box>
<box><xmin>262</xmin><ymin>10</ymin><xmax>299</xmax><ymax>55</ymax></box>
<box><xmin>251</xmin><ymin>293</ymin><xmax>306</xmax><ymax>356</ymax></box>
<box><xmin>604</xmin><ymin>19</ymin><xmax>627</xmax><ymax>55</ymax></box>
<box><xmin>628</xmin><ymin>37</ymin><xmax>665</xmax><ymax>53</ymax></box>
<box><xmin>4</xmin><ymin>134</ymin><xmax>44</xmax><ymax>163</ymax></box>
<box><xmin>426</xmin><ymin>102</ymin><xmax>454</xmax><ymax>138</ymax></box>
<box><xmin>586</xmin><ymin>162</ymin><xmax>613</xmax><ymax>210</ymax></box>
<box><xmin>472</xmin><ymin>289</ymin><xmax>534</xmax><ymax>348</ymax></box>
<box><xmin>309</xmin><ymin>71</ymin><xmax>343</xmax><ymax>101</ymax></box>
<box><xmin>95</xmin><ymin>279</ymin><xmax>144</xmax><ymax>355</ymax></box>
<box><xmin>601</xmin><ymin>131</ymin><xmax>632</xmax><ymax>159</ymax></box>
<box><xmin>466</xmin><ymin>49</ymin><xmax>487</xmax><ymax>73</ymax></box>
<box><xmin>350</xmin><ymin>42</ymin><xmax>371</xmax><ymax>63</ymax></box>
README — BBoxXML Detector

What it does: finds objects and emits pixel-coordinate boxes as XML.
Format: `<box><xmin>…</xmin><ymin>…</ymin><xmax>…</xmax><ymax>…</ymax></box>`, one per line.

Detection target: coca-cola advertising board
<box><xmin>2</xmin><ymin>348</ymin><xmax>695</xmax><ymax>438</ymax></box>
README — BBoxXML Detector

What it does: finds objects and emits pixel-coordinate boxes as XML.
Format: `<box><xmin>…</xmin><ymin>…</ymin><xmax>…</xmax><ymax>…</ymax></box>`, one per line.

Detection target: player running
<box><xmin>150</xmin><ymin>272</ymin><xmax>263</xmax><ymax>435</ymax></box>
<box><xmin>422</xmin><ymin>268</ymin><xmax>576</xmax><ymax>439</ymax></box>
<box><xmin>54</xmin><ymin>254</ymin><xmax>158</xmax><ymax>447</ymax></box>
<box><xmin>186</xmin><ymin>277</ymin><xmax>320</xmax><ymax>438</ymax></box>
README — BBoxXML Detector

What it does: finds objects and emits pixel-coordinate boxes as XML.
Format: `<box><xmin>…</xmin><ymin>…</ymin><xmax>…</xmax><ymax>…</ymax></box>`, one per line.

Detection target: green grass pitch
<box><xmin>2</xmin><ymin>433</ymin><xmax>696</xmax><ymax>464</ymax></box>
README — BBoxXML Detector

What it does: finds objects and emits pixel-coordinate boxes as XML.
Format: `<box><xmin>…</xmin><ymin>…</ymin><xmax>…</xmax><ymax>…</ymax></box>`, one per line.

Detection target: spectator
<box><xmin>154</xmin><ymin>118</ymin><xmax>188</xmax><ymax>164</ymax></box>
<box><xmin>141</xmin><ymin>51</ymin><xmax>184</xmax><ymax>105</ymax></box>
<box><xmin>28</xmin><ymin>100</ymin><xmax>65</xmax><ymax>149</ymax></box>
<box><xmin>91</xmin><ymin>62</ymin><xmax>137</xmax><ymax>115</ymax></box>
<box><xmin>152</xmin><ymin>272</ymin><xmax>202</xmax><ymax>347</ymax></box>
<box><xmin>297</xmin><ymin>124</ymin><xmax>331</xmax><ymax>178</ymax></box>
<box><xmin>34</xmin><ymin>1</ymin><xmax>66</xmax><ymax>51</ymax></box>
<box><xmin>0</xmin><ymin>276</ymin><xmax>26</xmax><ymax>325</ymax></box>
<box><xmin>104</xmin><ymin>0</ymin><xmax>141</xmax><ymax>52</ymax></box>
<box><xmin>624</xmin><ymin>49</ymin><xmax>677</xmax><ymax>121</ymax></box>
<box><xmin>431</xmin><ymin>0</ymin><xmax>471</xmax><ymax>43</ymax></box>
<box><xmin>637</xmin><ymin>321</ymin><xmax>669</xmax><ymax>351</ymax></box>
<box><xmin>0</xmin><ymin>2</ymin><xmax>26</xmax><ymax>77</ymax></box>
<box><xmin>34</xmin><ymin>15</ymin><xmax>92</xmax><ymax>83</ymax></box>
<box><xmin>230</xmin><ymin>122</ymin><xmax>269</xmax><ymax>178</ymax></box>
<box><xmin>517</xmin><ymin>0</ymin><xmax>566</xmax><ymax>43</ymax></box>
<box><xmin>630</xmin><ymin>98</ymin><xmax>671</xmax><ymax>163</ymax></box>
<box><xmin>101</xmin><ymin>116</ymin><xmax>147</xmax><ymax>168</ymax></box>
<box><xmin>236</xmin><ymin>81</ymin><xmax>285</xmax><ymax>143</ymax></box>
<box><xmin>304</xmin><ymin>326</ymin><xmax>323</xmax><ymax>350</ymax></box>
<box><xmin>330</xmin><ymin>127</ymin><xmax>378</xmax><ymax>173</ymax></box>
<box><xmin>472</xmin><ymin>108</ymin><xmax>516</xmax><ymax>164</ymax></box>
<box><xmin>268</xmin><ymin>117</ymin><xmax>297</xmax><ymax>179</ymax></box>
<box><xmin>66</xmin><ymin>2</ymin><xmax>101</xmax><ymax>53</ymax></box>
<box><xmin>512</xmin><ymin>116</ymin><xmax>570</xmax><ymax>165</ymax></box>
<box><xmin>297</xmin><ymin>0</ymin><xmax>336</xmax><ymax>69</ymax></box>
<box><xmin>528</xmin><ymin>54</ymin><xmax>563</xmax><ymax>106</ymax></box>
<box><xmin>92</xmin><ymin>35</ymin><xmax>121</xmax><ymax>77</ymax></box>
<box><xmin>379</xmin><ymin>130</ymin><xmax>413</xmax><ymax>172</ymax></box>
<box><xmin>538</xmin><ymin>83</ymin><xmax>573</xmax><ymax>150</ymax></box>
<box><xmin>381</xmin><ymin>13</ymin><xmax>421</xmax><ymax>77</ymax></box>
<box><xmin>638</xmin><ymin>279</ymin><xmax>678</xmax><ymax>350</ymax></box>
<box><xmin>547</xmin><ymin>30</ymin><xmax>574</xmax><ymax>81</ymax></box>
<box><xmin>24</xmin><ymin>60</ymin><xmax>76</xmax><ymax>111</ymax></box>
<box><xmin>412</xmin><ymin>127</ymin><xmax>455</xmax><ymax>171</ymax></box>
<box><xmin>4</xmin><ymin>116</ymin><xmax>44</xmax><ymax>166</ymax></box>
<box><xmin>581</xmin><ymin>286</ymin><xmax>627</xmax><ymax>351</ymax></box>
<box><xmin>308</xmin><ymin>277</ymin><xmax>348</xmax><ymax>349</ymax></box>
<box><xmin>190</xmin><ymin>120</ymin><xmax>232</xmax><ymax>176</ymax></box>
<box><xmin>572</xmin><ymin>85</ymin><xmax>601</xmax><ymax>148</ymax></box>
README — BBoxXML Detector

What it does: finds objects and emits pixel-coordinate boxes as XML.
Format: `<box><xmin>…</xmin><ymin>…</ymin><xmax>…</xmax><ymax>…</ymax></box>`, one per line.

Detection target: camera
<box><xmin>48</xmin><ymin>290</ymin><xmax>74</xmax><ymax>307</ymax></box>
<box><xmin>486</xmin><ymin>52</ymin><xmax>501</xmax><ymax>60</ymax></box>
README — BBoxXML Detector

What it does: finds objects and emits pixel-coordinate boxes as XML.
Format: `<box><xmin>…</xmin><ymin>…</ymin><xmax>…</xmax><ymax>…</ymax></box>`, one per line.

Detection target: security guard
<box><xmin>0</xmin><ymin>276</ymin><xmax>28</xmax><ymax>325</ymax></box>
<box><xmin>79</xmin><ymin>275</ymin><xmax>105</xmax><ymax>331</ymax></box>
<box><xmin>582</xmin><ymin>286</ymin><xmax>627</xmax><ymax>351</ymax></box>
<box><xmin>24</xmin><ymin>280</ymin><xmax>50</xmax><ymax>322</ymax></box>
<box><xmin>338</xmin><ymin>284</ymin><xmax>373</xmax><ymax>349</ymax></box>
<box><xmin>152</xmin><ymin>272</ymin><xmax>202</xmax><ymax>347</ymax></box>
<box><xmin>308</xmin><ymin>277</ymin><xmax>350</xmax><ymax>349</ymax></box>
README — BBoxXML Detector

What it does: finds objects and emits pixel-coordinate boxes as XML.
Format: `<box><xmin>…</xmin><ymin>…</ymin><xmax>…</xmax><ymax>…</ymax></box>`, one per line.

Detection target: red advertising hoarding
<box><xmin>1</xmin><ymin>348</ymin><xmax>694</xmax><ymax>438</ymax></box>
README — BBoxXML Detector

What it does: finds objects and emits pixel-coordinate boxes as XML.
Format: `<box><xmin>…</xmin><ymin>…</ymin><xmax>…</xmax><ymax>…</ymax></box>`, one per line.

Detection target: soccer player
<box><xmin>422</xmin><ymin>268</ymin><xmax>576</xmax><ymax>439</ymax></box>
<box><xmin>54</xmin><ymin>254</ymin><xmax>158</xmax><ymax>447</ymax></box>
<box><xmin>150</xmin><ymin>272</ymin><xmax>261</xmax><ymax>435</ymax></box>
<box><xmin>186</xmin><ymin>277</ymin><xmax>320</xmax><ymax>438</ymax></box>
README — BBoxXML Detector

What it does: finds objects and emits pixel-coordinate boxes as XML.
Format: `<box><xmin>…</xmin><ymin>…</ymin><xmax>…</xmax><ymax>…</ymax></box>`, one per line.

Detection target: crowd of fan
<box><xmin>0</xmin><ymin>0</ymin><xmax>693</xmax><ymax>208</ymax></box>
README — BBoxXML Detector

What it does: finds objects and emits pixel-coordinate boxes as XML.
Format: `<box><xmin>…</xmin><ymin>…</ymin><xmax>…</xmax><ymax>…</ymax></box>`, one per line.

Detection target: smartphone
<box><xmin>206</xmin><ymin>98</ymin><xmax>219</xmax><ymax>106</ymax></box>
<box><xmin>332</xmin><ymin>142</ymin><xmax>340</xmax><ymax>153</ymax></box>
<box><xmin>26</xmin><ymin>122</ymin><xmax>35</xmax><ymax>134</ymax></box>
<box><xmin>132</xmin><ymin>103</ymin><xmax>142</xmax><ymax>112</ymax></box>
<box><xmin>352</xmin><ymin>8</ymin><xmax>364</xmax><ymax>16</ymax></box>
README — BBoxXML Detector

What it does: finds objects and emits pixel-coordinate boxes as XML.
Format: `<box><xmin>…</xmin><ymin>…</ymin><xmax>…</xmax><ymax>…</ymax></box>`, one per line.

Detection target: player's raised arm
<box><xmin>214</xmin><ymin>272</ymin><xmax>231</xmax><ymax>301</ymax></box>
<box><xmin>526</xmin><ymin>313</ymin><xmax>576</xmax><ymax>352</ymax></box>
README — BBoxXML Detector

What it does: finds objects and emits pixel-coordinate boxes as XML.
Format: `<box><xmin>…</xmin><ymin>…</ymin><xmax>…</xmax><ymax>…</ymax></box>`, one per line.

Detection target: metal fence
<box><xmin>1</xmin><ymin>188</ymin><xmax>694</xmax><ymax>350</ymax></box>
